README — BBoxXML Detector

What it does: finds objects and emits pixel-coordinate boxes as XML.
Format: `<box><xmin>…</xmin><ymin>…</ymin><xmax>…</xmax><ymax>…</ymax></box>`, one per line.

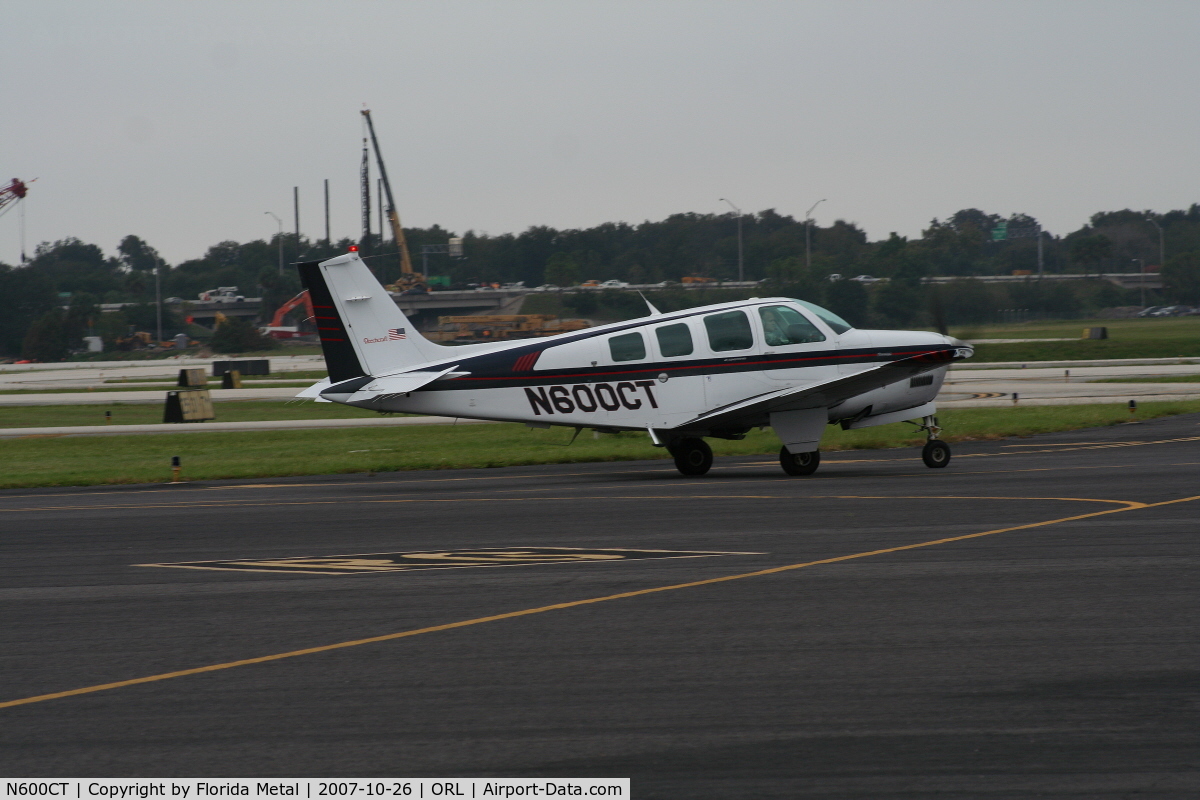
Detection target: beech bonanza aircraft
<box><xmin>296</xmin><ymin>250</ymin><xmax>973</xmax><ymax>476</ymax></box>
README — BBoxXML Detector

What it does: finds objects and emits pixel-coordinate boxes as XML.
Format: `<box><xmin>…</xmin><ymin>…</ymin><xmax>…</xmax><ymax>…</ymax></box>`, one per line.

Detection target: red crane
<box><xmin>0</xmin><ymin>178</ymin><xmax>31</xmax><ymax>218</ymax></box>
<box><xmin>0</xmin><ymin>178</ymin><xmax>33</xmax><ymax>262</ymax></box>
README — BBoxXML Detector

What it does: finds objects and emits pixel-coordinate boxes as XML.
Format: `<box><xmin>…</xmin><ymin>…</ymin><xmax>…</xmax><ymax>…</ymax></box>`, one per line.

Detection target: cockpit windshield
<box><xmin>791</xmin><ymin>299</ymin><xmax>853</xmax><ymax>334</ymax></box>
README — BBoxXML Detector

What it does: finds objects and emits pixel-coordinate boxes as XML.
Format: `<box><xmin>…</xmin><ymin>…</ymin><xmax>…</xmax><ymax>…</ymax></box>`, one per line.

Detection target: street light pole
<box><xmin>1037</xmin><ymin>223</ymin><xmax>1044</xmax><ymax>279</ymax></box>
<box><xmin>719</xmin><ymin>198</ymin><xmax>744</xmax><ymax>282</ymax></box>
<box><xmin>265</xmin><ymin>212</ymin><xmax>284</xmax><ymax>275</ymax></box>
<box><xmin>805</xmin><ymin>198</ymin><xmax>826</xmax><ymax>271</ymax></box>
<box><xmin>1133</xmin><ymin>258</ymin><xmax>1146</xmax><ymax>308</ymax></box>
<box><xmin>154</xmin><ymin>255</ymin><xmax>162</xmax><ymax>345</ymax></box>
<box><xmin>1146</xmin><ymin>217</ymin><xmax>1165</xmax><ymax>268</ymax></box>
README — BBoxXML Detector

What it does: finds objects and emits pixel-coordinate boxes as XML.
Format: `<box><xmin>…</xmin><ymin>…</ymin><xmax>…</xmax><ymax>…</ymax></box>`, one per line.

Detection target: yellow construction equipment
<box><xmin>114</xmin><ymin>331</ymin><xmax>155</xmax><ymax>350</ymax></box>
<box><xmin>431</xmin><ymin>314</ymin><xmax>589</xmax><ymax>342</ymax></box>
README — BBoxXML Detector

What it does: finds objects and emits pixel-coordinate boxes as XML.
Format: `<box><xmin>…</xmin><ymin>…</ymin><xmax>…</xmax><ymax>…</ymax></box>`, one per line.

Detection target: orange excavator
<box><xmin>262</xmin><ymin>290</ymin><xmax>315</xmax><ymax>339</ymax></box>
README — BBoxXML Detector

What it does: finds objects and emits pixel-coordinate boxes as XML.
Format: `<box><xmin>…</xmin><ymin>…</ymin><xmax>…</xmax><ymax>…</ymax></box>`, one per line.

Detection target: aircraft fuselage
<box><xmin>325</xmin><ymin>298</ymin><xmax>956</xmax><ymax>435</ymax></box>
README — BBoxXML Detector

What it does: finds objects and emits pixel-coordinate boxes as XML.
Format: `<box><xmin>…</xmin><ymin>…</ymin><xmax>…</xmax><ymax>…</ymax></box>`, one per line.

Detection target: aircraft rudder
<box><xmin>297</xmin><ymin>259</ymin><xmax>366</xmax><ymax>383</ymax></box>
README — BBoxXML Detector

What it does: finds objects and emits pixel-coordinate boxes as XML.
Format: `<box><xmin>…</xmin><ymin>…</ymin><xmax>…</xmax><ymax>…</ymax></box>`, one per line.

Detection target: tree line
<box><xmin>3</xmin><ymin>204</ymin><xmax>1200</xmax><ymax>358</ymax></box>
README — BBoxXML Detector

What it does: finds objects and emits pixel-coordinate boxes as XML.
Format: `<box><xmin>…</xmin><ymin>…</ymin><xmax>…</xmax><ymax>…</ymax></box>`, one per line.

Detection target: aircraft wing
<box><xmin>670</xmin><ymin>349</ymin><xmax>964</xmax><ymax>432</ymax></box>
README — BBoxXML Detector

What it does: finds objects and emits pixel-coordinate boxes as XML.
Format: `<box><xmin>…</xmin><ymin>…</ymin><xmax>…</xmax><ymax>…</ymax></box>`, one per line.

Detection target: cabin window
<box><xmin>792</xmin><ymin>299</ymin><xmax>853</xmax><ymax>334</ymax></box>
<box><xmin>609</xmin><ymin>332</ymin><xmax>646</xmax><ymax>362</ymax></box>
<box><xmin>655</xmin><ymin>323</ymin><xmax>694</xmax><ymax>357</ymax></box>
<box><xmin>704</xmin><ymin>310</ymin><xmax>754</xmax><ymax>352</ymax></box>
<box><xmin>759</xmin><ymin>305</ymin><xmax>826</xmax><ymax>346</ymax></box>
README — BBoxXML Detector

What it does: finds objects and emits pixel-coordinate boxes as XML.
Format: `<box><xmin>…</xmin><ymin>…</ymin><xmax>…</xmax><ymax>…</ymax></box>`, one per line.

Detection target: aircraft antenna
<box><xmin>638</xmin><ymin>290</ymin><xmax>663</xmax><ymax>317</ymax></box>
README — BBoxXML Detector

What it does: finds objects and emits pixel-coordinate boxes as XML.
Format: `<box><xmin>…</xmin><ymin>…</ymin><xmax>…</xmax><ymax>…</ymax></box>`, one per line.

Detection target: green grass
<box><xmin>0</xmin><ymin>400</ymin><xmax>383</xmax><ymax>428</ymax></box>
<box><xmin>105</xmin><ymin>370</ymin><xmax>328</xmax><ymax>383</ymax></box>
<box><xmin>950</xmin><ymin>316</ymin><xmax>1200</xmax><ymax>362</ymax></box>
<box><xmin>1091</xmin><ymin>374</ymin><xmax>1200</xmax><ymax>383</ymax></box>
<box><xmin>969</xmin><ymin>339</ymin><xmax>1200</xmax><ymax>362</ymax></box>
<box><xmin>0</xmin><ymin>383</ymin><xmax>317</xmax><ymax>395</ymax></box>
<box><xmin>62</xmin><ymin>346</ymin><xmax>325</xmax><ymax>362</ymax></box>
<box><xmin>0</xmin><ymin>387</ymin><xmax>181</xmax><ymax>395</ymax></box>
<box><xmin>951</xmin><ymin>316</ymin><xmax>1200</xmax><ymax>341</ymax></box>
<box><xmin>3</xmin><ymin>400</ymin><xmax>1198</xmax><ymax>489</ymax></box>
<box><xmin>0</xmin><ymin>370</ymin><xmax>327</xmax><ymax>396</ymax></box>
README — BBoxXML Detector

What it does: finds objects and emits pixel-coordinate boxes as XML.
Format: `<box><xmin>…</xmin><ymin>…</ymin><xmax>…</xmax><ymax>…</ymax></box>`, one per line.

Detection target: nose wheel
<box><xmin>922</xmin><ymin>439</ymin><xmax>951</xmax><ymax>467</ymax></box>
<box><xmin>917</xmin><ymin>414</ymin><xmax>951</xmax><ymax>468</ymax></box>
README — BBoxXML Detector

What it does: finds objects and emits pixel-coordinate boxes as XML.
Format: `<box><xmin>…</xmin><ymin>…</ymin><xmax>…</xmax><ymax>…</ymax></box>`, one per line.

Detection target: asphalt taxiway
<box><xmin>1</xmin><ymin>415</ymin><xmax>1198</xmax><ymax>797</ymax></box>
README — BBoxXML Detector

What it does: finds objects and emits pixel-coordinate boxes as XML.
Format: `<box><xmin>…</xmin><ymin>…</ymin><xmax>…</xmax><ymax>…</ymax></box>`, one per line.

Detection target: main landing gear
<box><xmin>780</xmin><ymin>447</ymin><xmax>820</xmax><ymax>476</ymax></box>
<box><xmin>670</xmin><ymin>437</ymin><xmax>713</xmax><ymax>476</ymax></box>
<box><xmin>918</xmin><ymin>414</ymin><xmax>951</xmax><ymax>468</ymax></box>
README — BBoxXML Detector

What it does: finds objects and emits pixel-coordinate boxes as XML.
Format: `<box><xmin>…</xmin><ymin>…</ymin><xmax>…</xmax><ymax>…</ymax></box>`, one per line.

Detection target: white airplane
<box><xmin>296</xmin><ymin>249</ymin><xmax>973</xmax><ymax>476</ymax></box>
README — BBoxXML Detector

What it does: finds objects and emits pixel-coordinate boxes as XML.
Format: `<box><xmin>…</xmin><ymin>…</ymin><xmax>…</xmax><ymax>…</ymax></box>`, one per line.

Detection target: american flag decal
<box><xmin>388</xmin><ymin>328</ymin><xmax>407</xmax><ymax>340</ymax></box>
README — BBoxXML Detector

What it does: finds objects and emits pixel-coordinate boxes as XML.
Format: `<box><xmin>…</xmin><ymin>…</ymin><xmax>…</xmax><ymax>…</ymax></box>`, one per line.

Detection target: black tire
<box><xmin>672</xmin><ymin>438</ymin><xmax>713</xmax><ymax>476</ymax></box>
<box><xmin>922</xmin><ymin>439</ymin><xmax>951</xmax><ymax>468</ymax></box>
<box><xmin>780</xmin><ymin>446</ymin><xmax>820</xmax><ymax>476</ymax></box>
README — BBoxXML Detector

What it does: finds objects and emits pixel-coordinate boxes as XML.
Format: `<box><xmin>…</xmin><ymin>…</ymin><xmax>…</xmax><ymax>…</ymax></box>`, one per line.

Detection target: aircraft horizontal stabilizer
<box><xmin>295</xmin><ymin>378</ymin><xmax>332</xmax><ymax>398</ymax></box>
<box><xmin>672</xmin><ymin>350</ymin><xmax>959</xmax><ymax>432</ymax></box>
<box><xmin>295</xmin><ymin>377</ymin><xmax>333</xmax><ymax>403</ymax></box>
<box><xmin>334</xmin><ymin>365</ymin><xmax>463</xmax><ymax>403</ymax></box>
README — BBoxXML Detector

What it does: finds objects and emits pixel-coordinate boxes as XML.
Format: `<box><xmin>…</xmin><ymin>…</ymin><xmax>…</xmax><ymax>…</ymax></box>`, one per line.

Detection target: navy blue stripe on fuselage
<box><xmin>418</xmin><ymin>344</ymin><xmax>957</xmax><ymax>392</ymax></box>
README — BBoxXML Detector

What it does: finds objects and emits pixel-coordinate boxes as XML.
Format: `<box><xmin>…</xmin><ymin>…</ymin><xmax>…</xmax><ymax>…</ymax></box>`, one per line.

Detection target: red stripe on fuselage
<box><xmin>448</xmin><ymin>348</ymin><xmax>948</xmax><ymax>384</ymax></box>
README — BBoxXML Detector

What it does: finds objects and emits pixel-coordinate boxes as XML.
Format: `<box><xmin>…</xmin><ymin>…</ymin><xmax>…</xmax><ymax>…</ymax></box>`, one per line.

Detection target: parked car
<box><xmin>532</xmin><ymin>284</ymin><xmax>559</xmax><ymax>292</ymax></box>
<box><xmin>580</xmin><ymin>280</ymin><xmax>601</xmax><ymax>288</ymax></box>
<box><xmin>1150</xmin><ymin>305</ymin><xmax>1196</xmax><ymax>317</ymax></box>
<box><xmin>599</xmin><ymin>279</ymin><xmax>630</xmax><ymax>289</ymax></box>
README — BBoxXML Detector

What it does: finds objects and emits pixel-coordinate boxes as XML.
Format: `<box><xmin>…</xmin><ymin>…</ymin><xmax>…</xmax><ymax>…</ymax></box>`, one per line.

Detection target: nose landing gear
<box><xmin>918</xmin><ymin>414</ymin><xmax>951</xmax><ymax>468</ymax></box>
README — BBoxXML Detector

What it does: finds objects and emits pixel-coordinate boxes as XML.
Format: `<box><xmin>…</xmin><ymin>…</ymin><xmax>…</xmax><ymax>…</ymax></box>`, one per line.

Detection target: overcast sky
<box><xmin>5</xmin><ymin>0</ymin><xmax>1199</xmax><ymax>266</ymax></box>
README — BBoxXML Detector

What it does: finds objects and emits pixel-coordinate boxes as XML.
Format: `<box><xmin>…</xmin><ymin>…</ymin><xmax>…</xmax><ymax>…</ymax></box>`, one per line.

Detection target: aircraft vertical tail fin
<box><xmin>297</xmin><ymin>253</ymin><xmax>442</xmax><ymax>381</ymax></box>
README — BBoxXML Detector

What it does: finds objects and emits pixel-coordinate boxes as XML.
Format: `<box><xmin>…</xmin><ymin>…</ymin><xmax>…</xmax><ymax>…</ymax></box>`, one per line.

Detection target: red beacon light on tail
<box><xmin>348</xmin><ymin>245</ymin><xmax>359</xmax><ymax>252</ymax></box>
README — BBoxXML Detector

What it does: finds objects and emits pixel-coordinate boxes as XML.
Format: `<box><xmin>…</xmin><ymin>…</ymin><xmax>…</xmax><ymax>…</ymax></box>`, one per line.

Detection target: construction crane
<box><xmin>0</xmin><ymin>178</ymin><xmax>34</xmax><ymax>263</ymax></box>
<box><xmin>360</xmin><ymin>109</ymin><xmax>424</xmax><ymax>290</ymax></box>
<box><xmin>359</xmin><ymin>139</ymin><xmax>372</xmax><ymax>251</ymax></box>
<box><xmin>0</xmin><ymin>178</ymin><xmax>30</xmax><ymax>217</ymax></box>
